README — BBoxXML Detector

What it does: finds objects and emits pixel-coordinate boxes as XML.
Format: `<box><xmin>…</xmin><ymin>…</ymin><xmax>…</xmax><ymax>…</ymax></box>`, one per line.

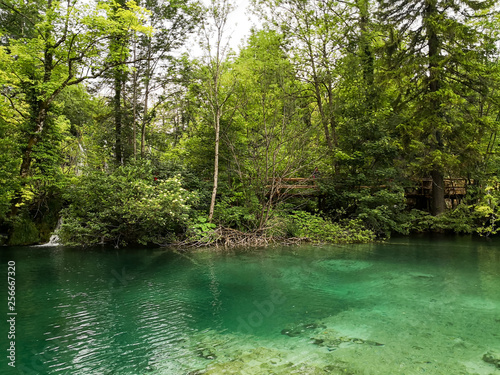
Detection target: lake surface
<box><xmin>1</xmin><ymin>236</ymin><xmax>500</xmax><ymax>374</ymax></box>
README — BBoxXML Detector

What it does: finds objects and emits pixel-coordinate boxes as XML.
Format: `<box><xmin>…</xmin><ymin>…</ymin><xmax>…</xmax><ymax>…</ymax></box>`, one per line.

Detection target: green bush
<box><xmin>408</xmin><ymin>202</ymin><xmax>495</xmax><ymax>235</ymax></box>
<box><xmin>319</xmin><ymin>180</ymin><xmax>411</xmax><ymax>238</ymax></box>
<box><xmin>9</xmin><ymin>216</ymin><xmax>40</xmax><ymax>245</ymax></box>
<box><xmin>213</xmin><ymin>195</ymin><xmax>259</xmax><ymax>230</ymax></box>
<box><xmin>186</xmin><ymin>216</ymin><xmax>218</xmax><ymax>243</ymax></box>
<box><xmin>288</xmin><ymin>210</ymin><xmax>375</xmax><ymax>244</ymax></box>
<box><xmin>354</xmin><ymin>188</ymin><xmax>411</xmax><ymax>237</ymax></box>
<box><xmin>58</xmin><ymin>162</ymin><xmax>197</xmax><ymax>247</ymax></box>
<box><xmin>473</xmin><ymin>185</ymin><xmax>500</xmax><ymax>237</ymax></box>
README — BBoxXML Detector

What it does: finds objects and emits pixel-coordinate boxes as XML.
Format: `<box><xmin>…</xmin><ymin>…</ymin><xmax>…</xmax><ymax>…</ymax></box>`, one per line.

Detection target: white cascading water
<box><xmin>36</xmin><ymin>217</ymin><xmax>62</xmax><ymax>246</ymax></box>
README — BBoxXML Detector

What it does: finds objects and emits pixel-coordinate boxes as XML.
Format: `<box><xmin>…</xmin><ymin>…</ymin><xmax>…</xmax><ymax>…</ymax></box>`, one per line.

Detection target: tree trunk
<box><xmin>431</xmin><ymin>169</ymin><xmax>445</xmax><ymax>215</ymax></box>
<box><xmin>140</xmin><ymin>82</ymin><xmax>149</xmax><ymax>158</ymax></box>
<box><xmin>19</xmin><ymin>0</ymin><xmax>54</xmax><ymax>177</ymax></box>
<box><xmin>208</xmin><ymin>109</ymin><xmax>220</xmax><ymax>222</ymax></box>
<box><xmin>312</xmin><ymin>74</ymin><xmax>333</xmax><ymax>151</ymax></box>
<box><xmin>11</xmin><ymin>108</ymin><xmax>46</xmax><ymax>217</ymax></box>
<box><xmin>426</xmin><ymin>0</ymin><xmax>445</xmax><ymax>215</ymax></box>
<box><xmin>132</xmin><ymin>34</ymin><xmax>138</xmax><ymax>158</ymax></box>
<box><xmin>19</xmin><ymin>108</ymin><xmax>46</xmax><ymax>178</ymax></box>
<box><xmin>12</xmin><ymin>12</ymin><xmax>54</xmax><ymax>215</ymax></box>
<box><xmin>114</xmin><ymin>71</ymin><xmax>123</xmax><ymax>164</ymax></box>
<box><xmin>141</xmin><ymin>42</ymin><xmax>151</xmax><ymax>158</ymax></box>
<box><xmin>357</xmin><ymin>0</ymin><xmax>374</xmax><ymax>90</ymax></box>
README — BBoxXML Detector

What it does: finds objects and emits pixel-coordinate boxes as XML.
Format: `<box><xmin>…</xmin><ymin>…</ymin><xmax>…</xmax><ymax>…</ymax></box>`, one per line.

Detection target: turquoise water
<box><xmin>1</xmin><ymin>236</ymin><xmax>500</xmax><ymax>374</ymax></box>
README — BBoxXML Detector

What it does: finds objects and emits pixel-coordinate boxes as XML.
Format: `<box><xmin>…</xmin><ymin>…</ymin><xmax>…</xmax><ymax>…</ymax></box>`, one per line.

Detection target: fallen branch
<box><xmin>174</xmin><ymin>226</ymin><xmax>310</xmax><ymax>249</ymax></box>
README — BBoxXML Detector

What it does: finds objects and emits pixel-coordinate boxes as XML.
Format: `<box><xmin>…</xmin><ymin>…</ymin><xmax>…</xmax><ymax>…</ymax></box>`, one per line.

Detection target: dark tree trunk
<box><xmin>114</xmin><ymin>71</ymin><xmax>123</xmax><ymax>164</ymax></box>
<box><xmin>12</xmin><ymin>12</ymin><xmax>54</xmax><ymax>215</ymax></box>
<box><xmin>357</xmin><ymin>0</ymin><xmax>374</xmax><ymax>88</ymax></box>
<box><xmin>431</xmin><ymin>169</ymin><xmax>445</xmax><ymax>215</ymax></box>
<box><xmin>426</xmin><ymin>0</ymin><xmax>446</xmax><ymax>215</ymax></box>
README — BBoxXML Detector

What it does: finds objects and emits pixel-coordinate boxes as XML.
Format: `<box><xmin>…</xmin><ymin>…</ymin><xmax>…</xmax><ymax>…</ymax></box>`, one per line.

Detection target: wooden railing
<box><xmin>405</xmin><ymin>178</ymin><xmax>468</xmax><ymax>198</ymax></box>
<box><xmin>266</xmin><ymin>178</ymin><xmax>319</xmax><ymax>195</ymax></box>
<box><xmin>266</xmin><ymin>177</ymin><xmax>470</xmax><ymax>199</ymax></box>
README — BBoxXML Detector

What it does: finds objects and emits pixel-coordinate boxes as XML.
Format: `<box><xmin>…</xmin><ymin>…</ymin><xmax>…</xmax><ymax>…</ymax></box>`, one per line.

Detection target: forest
<box><xmin>1</xmin><ymin>0</ymin><xmax>500</xmax><ymax>247</ymax></box>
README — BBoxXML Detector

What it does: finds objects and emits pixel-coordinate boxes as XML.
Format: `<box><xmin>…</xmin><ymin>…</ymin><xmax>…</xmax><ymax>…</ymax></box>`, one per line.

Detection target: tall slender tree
<box><xmin>378</xmin><ymin>0</ymin><xmax>497</xmax><ymax>215</ymax></box>
<box><xmin>252</xmin><ymin>0</ymin><xmax>361</xmax><ymax>174</ymax></box>
<box><xmin>133</xmin><ymin>0</ymin><xmax>202</xmax><ymax>158</ymax></box>
<box><xmin>110</xmin><ymin>0</ymin><xmax>130</xmax><ymax>164</ymax></box>
<box><xmin>200</xmin><ymin>0</ymin><xmax>236</xmax><ymax>222</ymax></box>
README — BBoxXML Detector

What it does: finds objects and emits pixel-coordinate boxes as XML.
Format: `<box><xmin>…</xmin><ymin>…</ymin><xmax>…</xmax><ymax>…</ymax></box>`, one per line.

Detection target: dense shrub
<box><xmin>8</xmin><ymin>216</ymin><xmax>40</xmax><ymax>245</ymax></box>
<box><xmin>319</xmin><ymin>180</ymin><xmax>412</xmax><ymax>238</ymax></box>
<box><xmin>410</xmin><ymin>197</ymin><xmax>500</xmax><ymax>236</ymax></box>
<box><xmin>213</xmin><ymin>194</ymin><xmax>260</xmax><ymax>230</ymax></box>
<box><xmin>58</xmin><ymin>162</ymin><xmax>197</xmax><ymax>247</ymax></box>
<box><xmin>288</xmin><ymin>210</ymin><xmax>375</xmax><ymax>244</ymax></box>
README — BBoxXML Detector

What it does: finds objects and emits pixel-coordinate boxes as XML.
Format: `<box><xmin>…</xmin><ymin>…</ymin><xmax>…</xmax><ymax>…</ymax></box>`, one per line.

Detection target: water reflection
<box><xmin>1</xmin><ymin>237</ymin><xmax>499</xmax><ymax>374</ymax></box>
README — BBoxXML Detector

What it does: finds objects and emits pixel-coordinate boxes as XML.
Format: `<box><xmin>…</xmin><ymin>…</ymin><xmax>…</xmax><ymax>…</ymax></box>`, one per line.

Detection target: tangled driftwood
<box><xmin>175</xmin><ymin>226</ymin><xmax>308</xmax><ymax>249</ymax></box>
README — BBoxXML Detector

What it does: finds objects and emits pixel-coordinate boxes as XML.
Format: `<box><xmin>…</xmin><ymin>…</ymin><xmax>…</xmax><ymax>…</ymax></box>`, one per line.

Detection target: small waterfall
<box><xmin>37</xmin><ymin>218</ymin><xmax>62</xmax><ymax>247</ymax></box>
<box><xmin>75</xmin><ymin>142</ymin><xmax>86</xmax><ymax>176</ymax></box>
<box><xmin>44</xmin><ymin>233</ymin><xmax>60</xmax><ymax>246</ymax></box>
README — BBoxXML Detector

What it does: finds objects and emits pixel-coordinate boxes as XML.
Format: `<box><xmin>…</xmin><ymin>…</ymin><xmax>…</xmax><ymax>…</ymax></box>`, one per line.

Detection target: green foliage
<box><xmin>409</xmin><ymin>206</ymin><xmax>476</xmax><ymax>234</ymax></box>
<box><xmin>212</xmin><ymin>183</ymin><xmax>262</xmax><ymax>230</ymax></box>
<box><xmin>0</xmin><ymin>138</ymin><xmax>20</xmax><ymax>220</ymax></box>
<box><xmin>58</xmin><ymin>162</ymin><xmax>197</xmax><ymax>247</ymax></box>
<box><xmin>408</xmin><ymin>197</ymin><xmax>500</xmax><ymax>236</ymax></box>
<box><xmin>150</xmin><ymin>158</ymin><xmax>212</xmax><ymax>212</ymax></box>
<box><xmin>474</xmin><ymin>185</ymin><xmax>500</xmax><ymax>237</ymax></box>
<box><xmin>186</xmin><ymin>216</ymin><xmax>218</xmax><ymax>243</ymax></box>
<box><xmin>288</xmin><ymin>210</ymin><xmax>375</xmax><ymax>244</ymax></box>
<box><xmin>8</xmin><ymin>216</ymin><xmax>39</xmax><ymax>246</ymax></box>
<box><xmin>2</xmin><ymin>0</ymin><xmax>500</xmax><ymax>247</ymax></box>
<box><xmin>351</xmin><ymin>189</ymin><xmax>412</xmax><ymax>237</ymax></box>
<box><xmin>213</xmin><ymin>197</ymin><xmax>258</xmax><ymax>230</ymax></box>
<box><xmin>320</xmin><ymin>180</ymin><xmax>411</xmax><ymax>238</ymax></box>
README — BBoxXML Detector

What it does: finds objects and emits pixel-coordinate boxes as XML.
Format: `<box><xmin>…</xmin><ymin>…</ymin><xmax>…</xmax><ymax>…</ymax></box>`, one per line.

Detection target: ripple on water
<box><xmin>9</xmin><ymin>240</ymin><xmax>500</xmax><ymax>375</ymax></box>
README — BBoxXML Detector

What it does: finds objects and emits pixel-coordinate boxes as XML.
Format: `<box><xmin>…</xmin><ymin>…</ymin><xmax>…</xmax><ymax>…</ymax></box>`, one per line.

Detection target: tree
<box><xmin>252</xmin><ymin>0</ymin><xmax>355</xmax><ymax>161</ymax></box>
<box><xmin>109</xmin><ymin>0</ymin><xmax>131</xmax><ymax>164</ymax></box>
<box><xmin>130</xmin><ymin>0</ymin><xmax>202</xmax><ymax>158</ymax></box>
<box><xmin>232</xmin><ymin>29</ymin><xmax>319</xmax><ymax>227</ymax></box>
<box><xmin>199</xmin><ymin>0</ymin><xmax>236</xmax><ymax>222</ymax></box>
<box><xmin>378</xmin><ymin>0</ymin><xmax>497</xmax><ymax>215</ymax></box>
<box><xmin>0</xmin><ymin>0</ymin><xmax>150</xmax><ymax>213</ymax></box>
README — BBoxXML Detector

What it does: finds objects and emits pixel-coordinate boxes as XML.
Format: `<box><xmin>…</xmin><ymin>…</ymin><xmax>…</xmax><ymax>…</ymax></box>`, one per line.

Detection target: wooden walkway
<box><xmin>405</xmin><ymin>178</ymin><xmax>468</xmax><ymax>198</ymax></box>
<box><xmin>267</xmin><ymin>177</ymin><xmax>469</xmax><ymax>201</ymax></box>
<box><xmin>266</xmin><ymin>178</ymin><xmax>319</xmax><ymax>197</ymax></box>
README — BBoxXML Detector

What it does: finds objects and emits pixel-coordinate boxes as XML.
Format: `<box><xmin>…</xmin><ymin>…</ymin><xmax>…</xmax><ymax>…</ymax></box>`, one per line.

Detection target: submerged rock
<box><xmin>281</xmin><ymin>321</ymin><xmax>383</xmax><ymax>351</ymax></box>
<box><xmin>197</xmin><ymin>348</ymin><xmax>217</xmax><ymax>360</ymax></box>
<box><xmin>307</xmin><ymin>329</ymin><xmax>384</xmax><ymax>351</ymax></box>
<box><xmin>482</xmin><ymin>351</ymin><xmax>500</xmax><ymax>368</ymax></box>
<box><xmin>363</xmin><ymin>340</ymin><xmax>385</xmax><ymax>347</ymax></box>
<box><xmin>187</xmin><ymin>370</ymin><xmax>206</xmax><ymax>375</ymax></box>
<box><xmin>452</xmin><ymin>337</ymin><xmax>467</xmax><ymax>349</ymax></box>
<box><xmin>281</xmin><ymin>322</ymin><xmax>327</xmax><ymax>337</ymax></box>
<box><xmin>310</xmin><ymin>338</ymin><xmax>324</xmax><ymax>346</ymax></box>
<box><xmin>409</xmin><ymin>272</ymin><xmax>435</xmax><ymax>279</ymax></box>
<box><xmin>281</xmin><ymin>328</ymin><xmax>299</xmax><ymax>337</ymax></box>
<box><xmin>185</xmin><ymin>331</ymin><xmax>359</xmax><ymax>375</ymax></box>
